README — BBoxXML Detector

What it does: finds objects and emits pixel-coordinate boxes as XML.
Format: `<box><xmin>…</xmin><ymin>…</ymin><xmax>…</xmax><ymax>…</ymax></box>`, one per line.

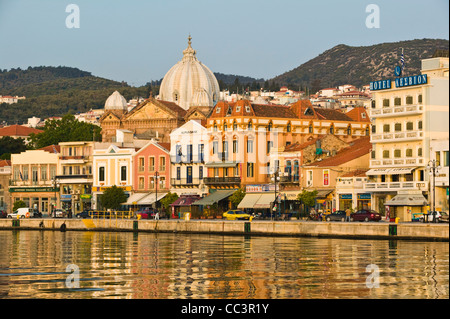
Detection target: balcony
<box><xmin>364</xmin><ymin>181</ymin><xmax>428</xmax><ymax>192</ymax></box>
<box><xmin>171</xmin><ymin>178</ymin><xmax>201</xmax><ymax>186</ymax></box>
<box><xmin>371</xmin><ymin>130</ymin><xmax>423</xmax><ymax>143</ymax></box>
<box><xmin>55</xmin><ymin>174</ymin><xmax>93</xmax><ymax>184</ymax></box>
<box><xmin>370</xmin><ymin>104</ymin><xmax>423</xmax><ymax>118</ymax></box>
<box><xmin>203</xmin><ymin>177</ymin><xmax>241</xmax><ymax>185</ymax></box>
<box><xmin>60</xmin><ymin>155</ymin><xmax>90</xmax><ymax>164</ymax></box>
<box><xmin>279</xmin><ymin>175</ymin><xmax>300</xmax><ymax>184</ymax></box>
<box><xmin>370</xmin><ymin>157</ymin><xmax>425</xmax><ymax>168</ymax></box>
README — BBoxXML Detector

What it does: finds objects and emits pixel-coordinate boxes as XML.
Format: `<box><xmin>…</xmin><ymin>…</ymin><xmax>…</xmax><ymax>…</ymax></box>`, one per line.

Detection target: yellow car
<box><xmin>223</xmin><ymin>210</ymin><xmax>251</xmax><ymax>220</ymax></box>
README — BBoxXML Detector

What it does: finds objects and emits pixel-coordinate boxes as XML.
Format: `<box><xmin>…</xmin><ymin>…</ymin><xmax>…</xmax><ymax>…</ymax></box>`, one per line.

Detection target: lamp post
<box><xmin>51</xmin><ymin>177</ymin><xmax>60</xmax><ymax>217</ymax></box>
<box><xmin>426</xmin><ymin>159</ymin><xmax>441</xmax><ymax>223</ymax></box>
<box><xmin>271</xmin><ymin>168</ymin><xmax>280</xmax><ymax>220</ymax></box>
<box><xmin>154</xmin><ymin>171</ymin><xmax>160</xmax><ymax>219</ymax></box>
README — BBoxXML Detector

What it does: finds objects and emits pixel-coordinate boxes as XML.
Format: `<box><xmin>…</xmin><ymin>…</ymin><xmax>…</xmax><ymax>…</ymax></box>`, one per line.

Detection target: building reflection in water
<box><xmin>0</xmin><ymin>230</ymin><xmax>448</xmax><ymax>299</ymax></box>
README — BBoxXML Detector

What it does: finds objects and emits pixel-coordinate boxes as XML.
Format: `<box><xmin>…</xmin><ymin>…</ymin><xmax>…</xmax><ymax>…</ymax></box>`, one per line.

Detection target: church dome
<box><xmin>105</xmin><ymin>91</ymin><xmax>128</xmax><ymax>111</ymax></box>
<box><xmin>158</xmin><ymin>36</ymin><xmax>220</xmax><ymax>110</ymax></box>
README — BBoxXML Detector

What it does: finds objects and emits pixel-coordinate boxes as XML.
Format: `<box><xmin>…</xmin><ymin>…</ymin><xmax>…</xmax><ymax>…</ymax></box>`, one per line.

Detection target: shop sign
<box><xmin>9</xmin><ymin>187</ymin><xmax>58</xmax><ymax>193</ymax></box>
<box><xmin>339</xmin><ymin>194</ymin><xmax>352</xmax><ymax>200</ymax></box>
<box><xmin>92</xmin><ymin>186</ymin><xmax>132</xmax><ymax>192</ymax></box>
<box><xmin>323</xmin><ymin>169</ymin><xmax>330</xmax><ymax>186</ymax></box>
<box><xmin>358</xmin><ymin>193</ymin><xmax>371</xmax><ymax>200</ymax></box>
<box><xmin>246</xmin><ymin>184</ymin><xmax>278</xmax><ymax>193</ymax></box>
<box><xmin>80</xmin><ymin>194</ymin><xmax>92</xmax><ymax>199</ymax></box>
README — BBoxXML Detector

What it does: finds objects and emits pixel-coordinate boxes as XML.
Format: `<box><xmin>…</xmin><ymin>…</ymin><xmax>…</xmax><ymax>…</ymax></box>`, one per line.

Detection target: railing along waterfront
<box><xmin>85</xmin><ymin>210</ymin><xmax>135</xmax><ymax>219</ymax></box>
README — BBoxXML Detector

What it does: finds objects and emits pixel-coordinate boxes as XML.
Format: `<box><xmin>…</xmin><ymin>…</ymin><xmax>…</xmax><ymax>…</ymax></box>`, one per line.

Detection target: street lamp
<box><xmin>426</xmin><ymin>159</ymin><xmax>441</xmax><ymax>223</ymax></box>
<box><xmin>154</xmin><ymin>171</ymin><xmax>160</xmax><ymax>218</ymax></box>
<box><xmin>51</xmin><ymin>177</ymin><xmax>60</xmax><ymax>217</ymax></box>
<box><xmin>270</xmin><ymin>168</ymin><xmax>281</xmax><ymax>220</ymax></box>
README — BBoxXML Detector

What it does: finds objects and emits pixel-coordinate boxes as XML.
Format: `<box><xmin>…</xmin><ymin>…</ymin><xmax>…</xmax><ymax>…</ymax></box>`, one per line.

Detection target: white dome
<box><xmin>105</xmin><ymin>91</ymin><xmax>128</xmax><ymax>111</ymax></box>
<box><xmin>159</xmin><ymin>36</ymin><xmax>220</xmax><ymax>110</ymax></box>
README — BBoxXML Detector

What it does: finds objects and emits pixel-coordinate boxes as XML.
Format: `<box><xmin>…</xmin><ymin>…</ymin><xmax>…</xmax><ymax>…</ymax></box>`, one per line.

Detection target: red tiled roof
<box><xmin>345</xmin><ymin>107</ymin><xmax>370</xmax><ymax>122</ymax></box>
<box><xmin>0</xmin><ymin>125</ymin><xmax>43</xmax><ymax>137</ymax></box>
<box><xmin>341</xmin><ymin>169</ymin><xmax>369</xmax><ymax>177</ymax></box>
<box><xmin>38</xmin><ymin>144</ymin><xmax>60</xmax><ymax>154</ymax></box>
<box><xmin>0</xmin><ymin>159</ymin><xmax>11</xmax><ymax>167</ymax></box>
<box><xmin>308</xmin><ymin>136</ymin><xmax>371</xmax><ymax>167</ymax></box>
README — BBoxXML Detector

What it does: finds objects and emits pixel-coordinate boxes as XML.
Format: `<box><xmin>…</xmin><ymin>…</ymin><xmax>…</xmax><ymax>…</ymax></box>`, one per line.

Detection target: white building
<box><xmin>366</xmin><ymin>55</ymin><xmax>449</xmax><ymax>221</ymax></box>
<box><xmin>169</xmin><ymin>120</ymin><xmax>209</xmax><ymax>197</ymax></box>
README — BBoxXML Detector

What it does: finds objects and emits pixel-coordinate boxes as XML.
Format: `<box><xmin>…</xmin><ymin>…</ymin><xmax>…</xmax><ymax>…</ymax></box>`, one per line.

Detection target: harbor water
<box><xmin>0</xmin><ymin>230</ymin><xmax>448</xmax><ymax>299</ymax></box>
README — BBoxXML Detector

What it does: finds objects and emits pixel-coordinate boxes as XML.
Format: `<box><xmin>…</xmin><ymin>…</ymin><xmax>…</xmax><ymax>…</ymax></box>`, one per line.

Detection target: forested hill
<box><xmin>0</xmin><ymin>66</ymin><xmax>150</xmax><ymax>124</ymax></box>
<box><xmin>271</xmin><ymin>38</ymin><xmax>449</xmax><ymax>90</ymax></box>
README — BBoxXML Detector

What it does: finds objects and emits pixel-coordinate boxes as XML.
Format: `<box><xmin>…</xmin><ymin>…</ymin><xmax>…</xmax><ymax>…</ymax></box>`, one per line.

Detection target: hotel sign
<box><xmin>370</xmin><ymin>74</ymin><xmax>427</xmax><ymax>91</ymax></box>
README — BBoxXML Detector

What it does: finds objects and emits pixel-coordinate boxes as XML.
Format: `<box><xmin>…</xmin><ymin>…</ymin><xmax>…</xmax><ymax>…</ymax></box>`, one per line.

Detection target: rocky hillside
<box><xmin>271</xmin><ymin>38</ymin><xmax>449</xmax><ymax>89</ymax></box>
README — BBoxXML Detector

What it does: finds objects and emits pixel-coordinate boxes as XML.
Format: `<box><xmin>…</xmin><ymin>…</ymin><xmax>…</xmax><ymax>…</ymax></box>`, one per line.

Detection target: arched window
<box><xmin>286</xmin><ymin>122</ymin><xmax>291</xmax><ymax>133</ymax></box>
<box><xmin>248</xmin><ymin>121</ymin><xmax>253</xmax><ymax>131</ymax></box>
<box><xmin>268</xmin><ymin>122</ymin><xmax>273</xmax><ymax>132</ymax></box>
<box><xmin>308</xmin><ymin>123</ymin><xmax>313</xmax><ymax>134</ymax></box>
<box><xmin>223</xmin><ymin>122</ymin><xmax>227</xmax><ymax>132</ymax></box>
<box><xmin>347</xmin><ymin>125</ymin><xmax>352</xmax><ymax>135</ymax></box>
<box><xmin>213</xmin><ymin>122</ymin><xmax>218</xmax><ymax>132</ymax></box>
<box><xmin>329</xmin><ymin>124</ymin><xmax>334</xmax><ymax>135</ymax></box>
<box><xmin>233</xmin><ymin>121</ymin><xmax>237</xmax><ymax>131</ymax></box>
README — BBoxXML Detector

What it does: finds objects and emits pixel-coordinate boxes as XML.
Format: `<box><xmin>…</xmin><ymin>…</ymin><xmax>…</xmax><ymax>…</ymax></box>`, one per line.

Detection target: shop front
<box><xmin>9</xmin><ymin>186</ymin><xmax>59</xmax><ymax>216</ymax></box>
<box><xmin>357</xmin><ymin>193</ymin><xmax>371</xmax><ymax>210</ymax></box>
<box><xmin>339</xmin><ymin>194</ymin><xmax>352</xmax><ymax>210</ymax></box>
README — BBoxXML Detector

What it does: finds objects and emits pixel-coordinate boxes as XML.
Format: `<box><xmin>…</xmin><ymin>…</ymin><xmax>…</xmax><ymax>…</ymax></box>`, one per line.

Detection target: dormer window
<box><xmin>245</xmin><ymin>106</ymin><xmax>251</xmax><ymax>112</ymax></box>
<box><xmin>236</xmin><ymin>106</ymin><xmax>241</xmax><ymax>112</ymax></box>
<box><xmin>216</xmin><ymin>107</ymin><xmax>221</xmax><ymax>113</ymax></box>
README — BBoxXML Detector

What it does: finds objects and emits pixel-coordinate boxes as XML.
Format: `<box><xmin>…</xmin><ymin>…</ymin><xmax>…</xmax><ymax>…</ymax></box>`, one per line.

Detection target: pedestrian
<box><xmin>345</xmin><ymin>208</ymin><xmax>351</xmax><ymax>222</ymax></box>
<box><xmin>155</xmin><ymin>211</ymin><xmax>159</xmax><ymax>220</ymax></box>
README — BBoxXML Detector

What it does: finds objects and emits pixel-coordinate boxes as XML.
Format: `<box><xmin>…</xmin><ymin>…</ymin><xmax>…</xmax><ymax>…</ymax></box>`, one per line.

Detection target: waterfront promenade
<box><xmin>0</xmin><ymin>218</ymin><xmax>448</xmax><ymax>241</ymax></box>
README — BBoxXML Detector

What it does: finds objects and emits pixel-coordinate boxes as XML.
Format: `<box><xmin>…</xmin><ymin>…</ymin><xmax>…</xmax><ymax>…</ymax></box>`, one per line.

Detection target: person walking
<box><xmin>345</xmin><ymin>208</ymin><xmax>351</xmax><ymax>222</ymax></box>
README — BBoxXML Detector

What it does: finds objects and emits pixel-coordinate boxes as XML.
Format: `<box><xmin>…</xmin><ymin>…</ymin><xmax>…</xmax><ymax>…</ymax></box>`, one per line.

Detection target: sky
<box><xmin>0</xmin><ymin>0</ymin><xmax>448</xmax><ymax>86</ymax></box>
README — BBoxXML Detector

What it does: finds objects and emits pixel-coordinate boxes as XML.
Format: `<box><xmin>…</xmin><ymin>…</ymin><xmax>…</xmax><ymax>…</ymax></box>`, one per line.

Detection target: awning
<box><xmin>123</xmin><ymin>193</ymin><xmax>148</xmax><ymax>205</ymax></box>
<box><xmin>192</xmin><ymin>190</ymin><xmax>235</xmax><ymax>206</ymax></box>
<box><xmin>138</xmin><ymin>193</ymin><xmax>167</xmax><ymax>205</ymax></box>
<box><xmin>282</xmin><ymin>191</ymin><xmax>300</xmax><ymax>201</ymax></box>
<box><xmin>237</xmin><ymin>194</ymin><xmax>262</xmax><ymax>209</ymax></box>
<box><xmin>385</xmin><ymin>193</ymin><xmax>428</xmax><ymax>206</ymax></box>
<box><xmin>316</xmin><ymin>189</ymin><xmax>334</xmax><ymax>198</ymax></box>
<box><xmin>253</xmin><ymin>193</ymin><xmax>275</xmax><ymax>209</ymax></box>
<box><xmin>205</xmin><ymin>162</ymin><xmax>239</xmax><ymax>168</ymax></box>
<box><xmin>170</xmin><ymin>195</ymin><xmax>201</xmax><ymax>207</ymax></box>
<box><xmin>366</xmin><ymin>167</ymin><xmax>416</xmax><ymax>175</ymax></box>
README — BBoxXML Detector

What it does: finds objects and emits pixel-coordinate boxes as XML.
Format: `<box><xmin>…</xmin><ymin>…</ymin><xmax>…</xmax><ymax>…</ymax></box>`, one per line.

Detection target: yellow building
<box><xmin>9</xmin><ymin>145</ymin><xmax>60</xmax><ymax>215</ymax></box>
<box><xmin>367</xmin><ymin>55</ymin><xmax>449</xmax><ymax>221</ymax></box>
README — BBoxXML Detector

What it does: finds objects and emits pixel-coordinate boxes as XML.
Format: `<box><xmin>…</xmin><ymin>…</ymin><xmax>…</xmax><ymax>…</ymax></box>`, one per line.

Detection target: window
<box><xmin>329</xmin><ymin>125</ymin><xmax>334</xmax><ymax>134</ymax></box>
<box><xmin>213</xmin><ymin>123</ymin><xmax>218</xmax><ymax>132</ymax></box>
<box><xmin>224</xmin><ymin>167</ymin><xmax>228</xmax><ymax>177</ymax></box>
<box><xmin>187</xmin><ymin>144</ymin><xmax>193</xmax><ymax>163</ymax></box>
<box><xmin>245</xmin><ymin>106</ymin><xmax>251</xmax><ymax>112</ymax></box>
<box><xmin>160</xmin><ymin>156</ymin><xmax>166</xmax><ymax>171</ymax></box>
<box><xmin>99</xmin><ymin>166</ymin><xmax>105</xmax><ymax>182</ymax></box>
<box><xmin>406</xmin><ymin>122</ymin><xmax>413</xmax><ymax>131</ymax></box>
<box><xmin>371</xmin><ymin>100</ymin><xmax>376</xmax><ymax>108</ymax></box>
<box><xmin>267</xmin><ymin>122</ymin><xmax>272</xmax><ymax>132</ymax></box>
<box><xmin>22</xmin><ymin>165</ymin><xmax>29</xmax><ymax>180</ymax></box>
<box><xmin>236</xmin><ymin>106</ymin><xmax>241</xmax><ymax>112</ymax></box>
<box><xmin>372</xmin><ymin>125</ymin><xmax>376</xmax><ymax>133</ymax></box>
<box><xmin>40</xmin><ymin>165</ymin><xmax>47</xmax><ymax>181</ymax></box>
<box><xmin>394</xmin><ymin>149</ymin><xmax>401</xmax><ymax>158</ymax></box>
<box><xmin>418</xmin><ymin>120</ymin><xmax>423</xmax><ymax>130</ymax></box>
<box><xmin>418</xmin><ymin>148</ymin><xmax>423</xmax><ymax>157</ymax></box>
<box><xmin>394</xmin><ymin>97</ymin><xmax>401</xmax><ymax>106</ymax></box>
<box><xmin>383</xmin><ymin>124</ymin><xmax>390</xmax><ymax>133</ymax></box>
<box><xmin>287</xmin><ymin>122</ymin><xmax>291</xmax><ymax>132</ymax></box>
<box><xmin>444</xmin><ymin>151</ymin><xmax>449</xmax><ymax>167</ymax></box>
<box><xmin>199</xmin><ymin>166</ymin><xmax>203</xmax><ymax>179</ymax></box>
<box><xmin>223</xmin><ymin>122</ymin><xmax>227</xmax><ymax>131</ymax></box>
<box><xmin>32</xmin><ymin>166</ymin><xmax>38</xmax><ymax>182</ymax></box>
<box><xmin>233</xmin><ymin>122</ymin><xmax>237</xmax><ymax>131</ymax></box>
<box><xmin>436</xmin><ymin>151</ymin><xmax>441</xmax><ymax>165</ymax></box>
<box><xmin>176</xmin><ymin>167</ymin><xmax>181</xmax><ymax>180</ymax></box>
<box><xmin>120</xmin><ymin>166</ymin><xmax>127</xmax><ymax>181</ymax></box>
<box><xmin>216</xmin><ymin>107</ymin><xmax>221</xmax><ymax>113</ymax></box>
<box><xmin>418</xmin><ymin>94</ymin><xmax>423</xmax><ymax>103</ymax></box>
<box><xmin>138</xmin><ymin>177</ymin><xmax>145</xmax><ymax>190</ymax></box>
<box><xmin>267</xmin><ymin>141</ymin><xmax>273</xmax><ymax>153</ymax></box>
<box><xmin>395</xmin><ymin>123</ymin><xmax>402</xmax><ymax>132</ymax></box>
<box><xmin>406</xmin><ymin>149</ymin><xmax>413</xmax><ymax>157</ymax></box>
<box><xmin>247</xmin><ymin>139</ymin><xmax>253</xmax><ymax>153</ymax></box>
<box><xmin>233</xmin><ymin>139</ymin><xmax>238</xmax><ymax>153</ymax></box>
<box><xmin>149</xmin><ymin>156</ymin><xmax>155</xmax><ymax>171</ymax></box>
<box><xmin>214</xmin><ymin>167</ymin><xmax>219</xmax><ymax>177</ymax></box>
<box><xmin>347</xmin><ymin>126</ymin><xmax>352</xmax><ymax>135</ymax></box>
<box><xmin>213</xmin><ymin>140</ymin><xmax>218</xmax><ymax>155</ymax></box>
<box><xmin>383</xmin><ymin>150</ymin><xmax>390</xmax><ymax>158</ymax></box>
<box><xmin>371</xmin><ymin>150</ymin><xmax>376</xmax><ymax>159</ymax></box>
<box><xmin>234</xmin><ymin>165</ymin><xmax>239</xmax><ymax>177</ymax></box>
<box><xmin>247</xmin><ymin>121</ymin><xmax>253</xmax><ymax>130</ymax></box>
<box><xmin>365</xmin><ymin>126</ymin><xmax>370</xmax><ymax>136</ymax></box>
<box><xmin>247</xmin><ymin>163</ymin><xmax>254</xmax><ymax>178</ymax></box>
<box><xmin>308</xmin><ymin>123</ymin><xmax>313</xmax><ymax>133</ymax></box>
<box><xmin>138</xmin><ymin>157</ymin><xmax>145</xmax><ymax>172</ymax></box>
<box><xmin>159</xmin><ymin>177</ymin><xmax>166</xmax><ymax>189</ymax></box>
<box><xmin>406</xmin><ymin>96</ymin><xmax>413</xmax><ymax>105</ymax></box>
<box><xmin>383</xmin><ymin>99</ymin><xmax>390</xmax><ymax>107</ymax></box>
<box><xmin>50</xmin><ymin>165</ymin><xmax>56</xmax><ymax>180</ymax></box>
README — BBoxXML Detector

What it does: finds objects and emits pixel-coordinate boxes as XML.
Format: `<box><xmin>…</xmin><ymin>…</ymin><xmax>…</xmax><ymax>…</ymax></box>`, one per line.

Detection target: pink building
<box><xmin>128</xmin><ymin>141</ymin><xmax>171</xmax><ymax>208</ymax></box>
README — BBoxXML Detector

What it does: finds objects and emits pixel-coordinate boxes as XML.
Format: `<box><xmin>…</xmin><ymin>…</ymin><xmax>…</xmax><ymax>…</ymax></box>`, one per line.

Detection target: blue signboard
<box><xmin>395</xmin><ymin>74</ymin><xmax>427</xmax><ymax>88</ymax></box>
<box><xmin>369</xmin><ymin>79</ymin><xmax>392</xmax><ymax>91</ymax></box>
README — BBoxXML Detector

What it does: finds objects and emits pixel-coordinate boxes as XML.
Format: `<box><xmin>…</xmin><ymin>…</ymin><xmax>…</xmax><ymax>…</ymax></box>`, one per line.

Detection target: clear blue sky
<box><xmin>0</xmin><ymin>0</ymin><xmax>448</xmax><ymax>86</ymax></box>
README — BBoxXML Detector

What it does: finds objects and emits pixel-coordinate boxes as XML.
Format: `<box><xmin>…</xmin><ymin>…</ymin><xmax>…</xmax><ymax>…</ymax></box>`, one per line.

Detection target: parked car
<box><xmin>7</xmin><ymin>208</ymin><xmax>33</xmax><ymax>219</ymax></box>
<box><xmin>419</xmin><ymin>211</ymin><xmax>449</xmax><ymax>223</ymax></box>
<box><xmin>0</xmin><ymin>210</ymin><xmax>7</xmax><ymax>218</ymax></box>
<box><xmin>325</xmin><ymin>210</ymin><xmax>347</xmax><ymax>222</ymax></box>
<box><xmin>52</xmin><ymin>209</ymin><xmax>66</xmax><ymax>218</ymax></box>
<box><xmin>223</xmin><ymin>210</ymin><xmax>251</xmax><ymax>220</ymax></box>
<box><xmin>136</xmin><ymin>208</ymin><xmax>156</xmax><ymax>219</ymax></box>
<box><xmin>350</xmin><ymin>209</ymin><xmax>381</xmax><ymax>222</ymax></box>
<box><xmin>76</xmin><ymin>210</ymin><xmax>92</xmax><ymax>219</ymax></box>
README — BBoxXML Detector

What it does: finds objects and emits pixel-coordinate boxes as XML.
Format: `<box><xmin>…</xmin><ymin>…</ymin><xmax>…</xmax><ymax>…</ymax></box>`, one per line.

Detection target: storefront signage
<box><xmin>92</xmin><ymin>186</ymin><xmax>132</xmax><ymax>192</ymax></box>
<box><xmin>9</xmin><ymin>187</ymin><xmax>59</xmax><ymax>193</ymax></box>
<box><xmin>246</xmin><ymin>184</ymin><xmax>279</xmax><ymax>193</ymax></box>
<box><xmin>339</xmin><ymin>194</ymin><xmax>352</xmax><ymax>200</ymax></box>
<box><xmin>80</xmin><ymin>194</ymin><xmax>92</xmax><ymax>199</ymax></box>
<box><xmin>357</xmin><ymin>193</ymin><xmax>371</xmax><ymax>200</ymax></box>
<box><xmin>323</xmin><ymin>169</ymin><xmax>330</xmax><ymax>186</ymax></box>
<box><xmin>370</xmin><ymin>74</ymin><xmax>427</xmax><ymax>91</ymax></box>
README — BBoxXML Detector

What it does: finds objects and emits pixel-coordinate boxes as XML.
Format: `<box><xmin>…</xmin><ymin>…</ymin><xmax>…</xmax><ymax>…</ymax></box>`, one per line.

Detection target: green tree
<box><xmin>0</xmin><ymin>136</ymin><xmax>28</xmax><ymax>159</ymax></box>
<box><xmin>13</xmin><ymin>200</ymin><xmax>27</xmax><ymax>211</ymax></box>
<box><xmin>229</xmin><ymin>188</ymin><xmax>246</xmax><ymax>208</ymax></box>
<box><xmin>28</xmin><ymin>113</ymin><xmax>102</xmax><ymax>149</ymax></box>
<box><xmin>160</xmin><ymin>192</ymin><xmax>179</xmax><ymax>215</ymax></box>
<box><xmin>297</xmin><ymin>190</ymin><xmax>318</xmax><ymax>207</ymax></box>
<box><xmin>99</xmin><ymin>185</ymin><xmax>127</xmax><ymax>210</ymax></box>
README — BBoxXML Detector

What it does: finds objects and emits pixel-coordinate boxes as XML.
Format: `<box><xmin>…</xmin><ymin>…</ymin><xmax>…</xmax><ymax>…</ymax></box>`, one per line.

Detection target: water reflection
<box><xmin>0</xmin><ymin>230</ymin><xmax>448</xmax><ymax>299</ymax></box>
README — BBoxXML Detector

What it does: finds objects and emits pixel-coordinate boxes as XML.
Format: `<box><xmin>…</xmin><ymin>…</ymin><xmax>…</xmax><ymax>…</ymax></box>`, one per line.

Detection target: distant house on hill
<box><xmin>0</xmin><ymin>124</ymin><xmax>43</xmax><ymax>143</ymax></box>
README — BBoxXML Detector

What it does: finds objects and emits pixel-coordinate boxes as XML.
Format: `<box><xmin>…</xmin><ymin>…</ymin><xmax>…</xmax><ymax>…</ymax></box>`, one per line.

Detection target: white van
<box><xmin>7</xmin><ymin>208</ymin><xmax>33</xmax><ymax>219</ymax></box>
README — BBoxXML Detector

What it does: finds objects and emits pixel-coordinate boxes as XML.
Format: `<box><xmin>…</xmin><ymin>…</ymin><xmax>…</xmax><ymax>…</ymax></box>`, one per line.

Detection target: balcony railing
<box><xmin>371</xmin><ymin>130</ymin><xmax>423</xmax><ymax>143</ymax></box>
<box><xmin>279</xmin><ymin>175</ymin><xmax>300</xmax><ymax>183</ymax></box>
<box><xmin>171</xmin><ymin>178</ymin><xmax>201</xmax><ymax>186</ymax></box>
<box><xmin>364</xmin><ymin>181</ymin><xmax>428</xmax><ymax>192</ymax></box>
<box><xmin>203</xmin><ymin>177</ymin><xmax>241</xmax><ymax>185</ymax></box>
<box><xmin>370</xmin><ymin>157</ymin><xmax>425</xmax><ymax>168</ymax></box>
<box><xmin>370</xmin><ymin>104</ymin><xmax>423</xmax><ymax>118</ymax></box>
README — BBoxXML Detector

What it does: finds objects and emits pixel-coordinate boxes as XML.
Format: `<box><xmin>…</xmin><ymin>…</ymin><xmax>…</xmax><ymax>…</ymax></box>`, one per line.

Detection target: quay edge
<box><xmin>0</xmin><ymin>219</ymin><xmax>448</xmax><ymax>241</ymax></box>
